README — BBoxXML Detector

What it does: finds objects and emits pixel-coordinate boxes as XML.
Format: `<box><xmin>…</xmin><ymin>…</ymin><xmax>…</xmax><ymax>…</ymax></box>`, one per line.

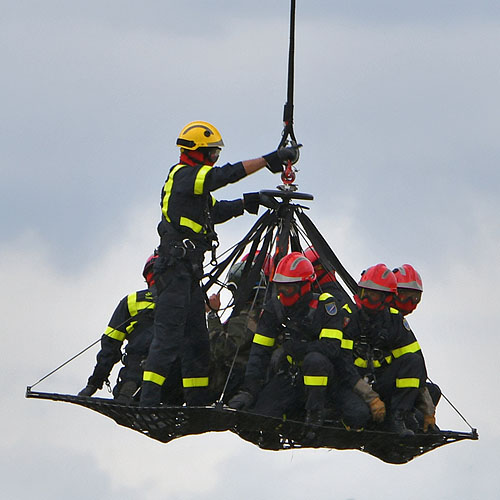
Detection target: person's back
<box><xmin>78</xmin><ymin>288</ymin><xmax>155</xmax><ymax>402</ymax></box>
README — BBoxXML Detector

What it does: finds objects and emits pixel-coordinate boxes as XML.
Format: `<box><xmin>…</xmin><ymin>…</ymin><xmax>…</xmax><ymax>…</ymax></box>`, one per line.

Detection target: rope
<box><xmin>28</xmin><ymin>338</ymin><xmax>102</xmax><ymax>390</ymax></box>
<box><xmin>28</xmin><ymin>303</ymin><xmax>155</xmax><ymax>389</ymax></box>
<box><xmin>428</xmin><ymin>377</ymin><xmax>476</xmax><ymax>432</ymax></box>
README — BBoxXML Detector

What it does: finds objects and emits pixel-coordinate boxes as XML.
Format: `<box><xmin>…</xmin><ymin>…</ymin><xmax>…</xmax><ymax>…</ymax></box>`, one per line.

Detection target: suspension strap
<box><xmin>279</xmin><ymin>0</ymin><xmax>298</xmax><ymax>148</ymax></box>
<box><xmin>297</xmin><ymin>209</ymin><xmax>359</xmax><ymax>295</ymax></box>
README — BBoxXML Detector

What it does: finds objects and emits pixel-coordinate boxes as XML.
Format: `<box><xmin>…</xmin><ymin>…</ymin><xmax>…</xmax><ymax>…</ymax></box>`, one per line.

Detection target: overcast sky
<box><xmin>2</xmin><ymin>1</ymin><xmax>499</xmax><ymax>499</ymax></box>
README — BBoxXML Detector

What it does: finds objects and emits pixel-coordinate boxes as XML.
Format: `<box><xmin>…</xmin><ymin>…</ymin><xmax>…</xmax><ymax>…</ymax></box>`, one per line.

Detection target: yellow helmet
<box><xmin>176</xmin><ymin>121</ymin><xmax>224</xmax><ymax>150</ymax></box>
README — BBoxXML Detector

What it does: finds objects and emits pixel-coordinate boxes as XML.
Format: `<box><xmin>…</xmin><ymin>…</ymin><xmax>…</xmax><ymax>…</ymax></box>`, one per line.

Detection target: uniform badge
<box><xmin>325</xmin><ymin>302</ymin><xmax>337</xmax><ymax>316</ymax></box>
<box><xmin>403</xmin><ymin>318</ymin><xmax>411</xmax><ymax>331</ymax></box>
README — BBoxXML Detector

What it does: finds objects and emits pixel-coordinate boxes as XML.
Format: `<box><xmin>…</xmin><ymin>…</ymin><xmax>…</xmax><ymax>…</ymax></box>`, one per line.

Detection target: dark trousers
<box><xmin>374</xmin><ymin>352</ymin><xmax>426</xmax><ymax>413</ymax></box>
<box><xmin>141</xmin><ymin>260</ymin><xmax>210</xmax><ymax>405</ymax></box>
<box><xmin>252</xmin><ymin>352</ymin><xmax>369</xmax><ymax>427</ymax></box>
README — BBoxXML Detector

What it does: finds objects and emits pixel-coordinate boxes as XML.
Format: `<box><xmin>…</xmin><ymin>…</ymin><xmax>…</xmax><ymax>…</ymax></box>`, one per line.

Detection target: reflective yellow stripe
<box><xmin>342</xmin><ymin>303</ymin><xmax>352</xmax><ymax>313</ymax></box>
<box><xmin>396</xmin><ymin>377</ymin><xmax>420</xmax><ymax>388</ymax></box>
<box><xmin>127</xmin><ymin>293</ymin><xmax>139</xmax><ymax>316</ymax></box>
<box><xmin>392</xmin><ymin>341</ymin><xmax>421</xmax><ymax>358</ymax></box>
<box><xmin>389</xmin><ymin>307</ymin><xmax>399</xmax><ymax>314</ymax></box>
<box><xmin>319</xmin><ymin>328</ymin><xmax>343</xmax><ymax>340</ymax></box>
<box><xmin>182</xmin><ymin>377</ymin><xmax>209</xmax><ymax>388</ymax></box>
<box><xmin>179</xmin><ymin>216</ymin><xmax>203</xmax><ymax>233</ymax></box>
<box><xmin>128</xmin><ymin>294</ymin><xmax>155</xmax><ymax>317</ymax></box>
<box><xmin>355</xmin><ymin>357</ymin><xmax>368</xmax><ymax>368</ymax></box>
<box><xmin>194</xmin><ymin>165</ymin><xmax>212</xmax><ymax>195</ymax></box>
<box><xmin>252</xmin><ymin>333</ymin><xmax>275</xmax><ymax>347</ymax></box>
<box><xmin>341</xmin><ymin>338</ymin><xmax>353</xmax><ymax>350</ymax></box>
<box><xmin>143</xmin><ymin>371</ymin><xmax>166</xmax><ymax>386</ymax></box>
<box><xmin>126</xmin><ymin>321</ymin><xmax>137</xmax><ymax>335</ymax></box>
<box><xmin>304</xmin><ymin>375</ymin><xmax>328</xmax><ymax>386</ymax></box>
<box><xmin>104</xmin><ymin>326</ymin><xmax>126</xmax><ymax>342</ymax></box>
<box><xmin>162</xmin><ymin>165</ymin><xmax>185</xmax><ymax>222</ymax></box>
<box><xmin>319</xmin><ymin>293</ymin><xmax>333</xmax><ymax>301</ymax></box>
<box><xmin>211</xmin><ymin>195</ymin><xmax>217</xmax><ymax>206</ymax></box>
<box><xmin>354</xmin><ymin>357</ymin><xmax>391</xmax><ymax>368</ymax></box>
<box><xmin>319</xmin><ymin>328</ymin><xmax>353</xmax><ymax>350</ymax></box>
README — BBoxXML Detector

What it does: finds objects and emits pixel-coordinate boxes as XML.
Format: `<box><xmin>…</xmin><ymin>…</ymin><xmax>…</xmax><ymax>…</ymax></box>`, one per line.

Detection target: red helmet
<box><xmin>273</xmin><ymin>252</ymin><xmax>316</xmax><ymax>306</ymax></box>
<box><xmin>303</xmin><ymin>246</ymin><xmax>337</xmax><ymax>286</ymax></box>
<box><xmin>392</xmin><ymin>264</ymin><xmax>423</xmax><ymax>315</ymax></box>
<box><xmin>143</xmin><ymin>253</ymin><xmax>158</xmax><ymax>288</ymax></box>
<box><xmin>355</xmin><ymin>263</ymin><xmax>397</xmax><ymax>311</ymax></box>
<box><xmin>393</xmin><ymin>264</ymin><xmax>423</xmax><ymax>291</ymax></box>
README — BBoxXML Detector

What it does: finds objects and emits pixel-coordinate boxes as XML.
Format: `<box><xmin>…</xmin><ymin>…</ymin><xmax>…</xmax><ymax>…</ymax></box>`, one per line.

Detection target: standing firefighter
<box><xmin>140</xmin><ymin>121</ymin><xmax>299</xmax><ymax>406</ymax></box>
<box><xmin>347</xmin><ymin>264</ymin><xmax>429</xmax><ymax>436</ymax></box>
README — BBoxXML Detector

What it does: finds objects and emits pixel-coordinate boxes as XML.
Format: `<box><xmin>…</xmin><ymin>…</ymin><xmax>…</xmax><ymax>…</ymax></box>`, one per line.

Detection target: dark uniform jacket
<box><xmin>345</xmin><ymin>306</ymin><xmax>427</xmax><ymax>381</ymax></box>
<box><xmin>157</xmin><ymin>161</ymin><xmax>247</xmax><ymax>249</ymax></box>
<box><xmin>87</xmin><ymin>289</ymin><xmax>155</xmax><ymax>388</ymax></box>
<box><xmin>243</xmin><ymin>292</ymin><xmax>359</xmax><ymax>396</ymax></box>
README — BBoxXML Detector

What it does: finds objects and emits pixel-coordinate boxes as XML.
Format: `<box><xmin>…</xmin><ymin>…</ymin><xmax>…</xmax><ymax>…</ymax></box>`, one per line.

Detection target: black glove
<box><xmin>269</xmin><ymin>346</ymin><xmax>287</xmax><ymax>374</ymax></box>
<box><xmin>283</xmin><ymin>339</ymin><xmax>308</xmax><ymax>363</ymax></box>
<box><xmin>78</xmin><ymin>384</ymin><xmax>97</xmax><ymax>397</ymax></box>
<box><xmin>227</xmin><ymin>390</ymin><xmax>254</xmax><ymax>410</ymax></box>
<box><xmin>243</xmin><ymin>192</ymin><xmax>261</xmax><ymax>215</ymax></box>
<box><xmin>263</xmin><ymin>145</ymin><xmax>301</xmax><ymax>173</ymax></box>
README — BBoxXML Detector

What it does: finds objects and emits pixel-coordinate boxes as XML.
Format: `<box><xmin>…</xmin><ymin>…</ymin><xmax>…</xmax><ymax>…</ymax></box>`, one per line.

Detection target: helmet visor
<box><xmin>276</xmin><ymin>283</ymin><xmax>300</xmax><ymax>297</ymax></box>
<box><xmin>396</xmin><ymin>289</ymin><xmax>422</xmax><ymax>305</ymax></box>
<box><xmin>360</xmin><ymin>288</ymin><xmax>391</xmax><ymax>305</ymax></box>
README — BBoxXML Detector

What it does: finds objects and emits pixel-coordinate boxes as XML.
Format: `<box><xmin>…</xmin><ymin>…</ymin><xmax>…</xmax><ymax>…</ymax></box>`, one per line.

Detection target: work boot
<box><xmin>305</xmin><ymin>409</ymin><xmax>325</xmax><ymax>427</ymax></box>
<box><xmin>139</xmin><ymin>381</ymin><xmax>162</xmax><ymax>407</ymax></box>
<box><xmin>388</xmin><ymin>410</ymin><xmax>415</xmax><ymax>438</ymax></box>
<box><xmin>115</xmin><ymin>381</ymin><xmax>139</xmax><ymax>404</ymax></box>
<box><xmin>405</xmin><ymin>411</ymin><xmax>419</xmax><ymax>433</ymax></box>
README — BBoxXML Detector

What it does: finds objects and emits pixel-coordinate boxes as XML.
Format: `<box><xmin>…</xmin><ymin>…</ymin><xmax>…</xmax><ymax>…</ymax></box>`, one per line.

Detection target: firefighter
<box><xmin>78</xmin><ymin>254</ymin><xmax>158</xmax><ymax>403</ymax></box>
<box><xmin>303</xmin><ymin>246</ymin><xmax>352</xmax><ymax>305</ymax></box>
<box><xmin>140</xmin><ymin>121</ymin><xmax>300</xmax><ymax>406</ymax></box>
<box><xmin>392</xmin><ymin>264</ymin><xmax>439</xmax><ymax>432</ymax></box>
<box><xmin>228</xmin><ymin>253</ymin><xmax>380</xmax><ymax>430</ymax></box>
<box><xmin>207</xmin><ymin>258</ymin><xmax>269</xmax><ymax>403</ymax></box>
<box><xmin>346</xmin><ymin>264</ymin><xmax>430</xmax><ymax>436</ymax></box>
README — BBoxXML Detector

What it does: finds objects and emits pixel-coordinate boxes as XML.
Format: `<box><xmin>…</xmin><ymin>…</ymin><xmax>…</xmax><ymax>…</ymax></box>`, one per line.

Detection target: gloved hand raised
<box><xmin>227</xmin><ymin>390</ymin><xmax>254</xmax><ymax>410</ymax></box>
<box><xmin>263</xmin><ymin>144</ymin><xmax>301</xmax><ymax>173</ymax></box>
<box><xmin>78</xmin><ymin>384</ymin><xmax>97</xmax><ymax>397</ymax></box>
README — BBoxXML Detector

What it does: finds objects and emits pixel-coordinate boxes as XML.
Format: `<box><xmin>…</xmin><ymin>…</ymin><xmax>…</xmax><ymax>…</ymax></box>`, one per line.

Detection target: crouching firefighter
<box><xmin>78</xmin><ymin>254</ymin><xmax>157</xmax><ymax>403</ymax></box>
<box><xmin>229</xmin><ymin>252</ymin><xmax>374</xmax><ymax>430</ymax></box>
<box><xmin>346</xmin><ymin>264</ymin><xmax>430</xmax><ymax>437</ymax></box>
<box><xmin>392</xmin><ymin>264</ymin><xmax>439</xmax><ymax>432</ymax></box>
<box><xmin>140</xmin><ymin>120</ymin><xmax>300</xmax><ymax>406</ymax></box>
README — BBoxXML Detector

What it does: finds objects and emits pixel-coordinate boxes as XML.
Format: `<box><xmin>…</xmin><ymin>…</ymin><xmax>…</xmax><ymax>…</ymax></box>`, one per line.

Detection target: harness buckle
<box><xmin>182</xmin><ymin>239</ymin><xmax>196</xmax><ymax>251</ymax></box>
